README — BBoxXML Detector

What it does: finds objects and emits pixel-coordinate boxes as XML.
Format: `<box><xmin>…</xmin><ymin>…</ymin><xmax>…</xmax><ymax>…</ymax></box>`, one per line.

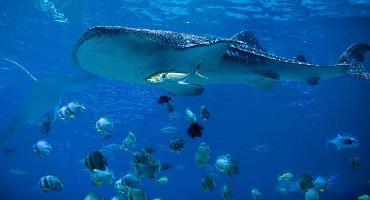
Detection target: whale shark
<box><xmin>1</xmin><ymin>26</ymin><xmax>369</xmax><ymax>145</ymax></box>
<box><xmin>73</xmin><ymin>26</ymin><xmax>370</xmax><ymax>95</ymax></box>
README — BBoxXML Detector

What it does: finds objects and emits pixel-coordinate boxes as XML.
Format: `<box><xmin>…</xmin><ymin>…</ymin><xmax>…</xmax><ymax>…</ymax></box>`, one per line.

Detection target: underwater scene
<box><xmin>1</xmin><ymin>0</ymin><xmax>370</xmax><ymax>199</ymax></box>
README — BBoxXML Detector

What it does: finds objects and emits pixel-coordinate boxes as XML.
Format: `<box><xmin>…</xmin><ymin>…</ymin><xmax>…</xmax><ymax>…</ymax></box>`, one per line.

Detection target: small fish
<box><xmin>90</xmin><ymin>168</ymin><xmax>115</xmax><ymax>186</ymax></box>
<box><xmin>32</xmin><ymin>140</ymin><xmax>52</xmax><ymax>156</ymax></box>
<box><xmin>157</xmin><ymin>96</ymin><xmax>175</xmax><ymax>113</ymax></box>
<box><xmin>349</xmin><ymin>156</ymin><xmax>360</xmax><ymax>169</ymax></box>
<box><xmin>185</xmin><ymin>108</ymin><xmax>196</xmax><ymax>123</ymax></box>
<box><xmin>157</xmin><ymin>96</ymin><xmax>171</xmax><ymax>105</ymax></box>
<box><xmin>102</xmin><ymin>143</ymin><xmax>122</xmax><ymax>152</ymax></box>
<box><xmin>9</xmin><ymin>168</ymin><xmax>27</xmax><ymax>176</ymax></box>
<box><xmin>277</xmin><ymin>172</ymin><xmax>294</xmax><ymax>182</ymax></box>
<box><xmin>222</xmin><ymin>183</ymin><xmax>233</xmax><ymax>200</ymax></box>
<box><xmin>327</xmin><ymin>134</ymin><xmax>359</xmax><ymax>150</ymax></box>
<box><xmin>169</xmin><ymin>137</ymin><xmax>185</xmax><ymax>153</ymax></box>
<box><xmin>96</xmin><ymin>117</ymin><xmax>114</xmax><ymax>139</ymax></box>
<box><xmin>156</xmin><ymin>176</ymin><xmax>169</xmax><ymax>184</ymax></box>
<box><xmin>167</xmin><ymin>102</ymin><xmax>175</xmax><ymax>113</ymax></box>
<box><xmin>187</xmin><ymin>122</ymin><xmax>204</xmax><ymax>139</ymax></box>
<box><xmin>84</xmin><ymin>192</ymin><xmax>104</xmax><ymax>200</ymax></box>
<box><xmin>126</xmin><ymin>188</ymin><xmax>148</xmax><ymax>200</ymax></box>
<box><xmin>115</xmin><ymin>178</ymin><xmax>130</xmax><ymax>195</ymax></box>
<box><xmin>85</xmin><ymin>151</ymin><xmax>108</xmax><ymax>171</ymax></box>
<box><xmin>121</xmin><ymin>173</ymin><xmax>141</xmax><ymax>188</ymax></box>
<box><xmin>57</xmin><ymin>101</ymin><xmax>85</xmax><ymax>120</ymax></box>
<box><xmin>251</xmin><ymin>187</ymin><xmax>263</xmax><ymax>200</ymax></box>
<box><xmin>300</xmin><ymin>173</ymin><xmax>314</xmax><ymax>192</ymax></box>
<box><xmin>200</xmin><ymin>106</ymin><xmax>210</xmax><ymax>121</ymax></box>
<box><xmin>305</xmin><ymin>188</ymin><xmax>319</xmax><ymax>200</ymax></box>
<box><xmin>2</xmin><ymin>146</ymin><xmax>16</xmax><ymax>154</ymax></box>
<box><xmin>147</xmin><ymin>72</ymin><xmax>187</xmax><ymax>84</ymax></box>
<box><xmin>215</xmin><ymin>154</ymin><xmax>240</xmax><ymax>176</ymax></box>
<box><xmin>252</xmin><ymin>144</ymin><xmax>271</xmax><ymax>153</ymax></box>
<box><xmin>40</xmin><ymin>113</ymin><xmax>53</xmax><ymax>134</ymax></box>
<box><xmin>201</xmin><ymin>175</ymin><xmax>216</xmax><ymax>192</ymax></box>
<box><xmin>160</xmin><ymin>126</ymin><xmax>178</xmax><ymax>134</ymax></box>
<box><xmin>122</xmin><ymin>131</ymin><xmax>136</xmax><ymax>151</ymax></box>
<box><xmin>195</xmin><ymin>143</ymin><xmax>211</xmax><ymax>168</ymax></box>
<box><xmin>39</xmin><ymin>175</ymin><xmax>63</xmax><ymax>193</ymax></box>
<box><xmin>313</xmin><ymin>175</ymin><xmax>336</xmax><ymax>192</ymax></box>
<box><xmin>359</xmin><ymin>195</ymin><xmax>370</xmax><ymax>200</ymax></box>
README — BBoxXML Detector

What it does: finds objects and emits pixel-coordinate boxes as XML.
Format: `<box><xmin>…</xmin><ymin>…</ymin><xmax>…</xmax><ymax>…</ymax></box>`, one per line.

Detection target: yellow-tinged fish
<box><xmin>277</xmin><ymin>172</ymin><xmax>294</xmax><ymax>182</ymax></box>
<box><xmin>358</xmin><ymin>195</ymin><xmax>370</xmax><ymax>200</ymax></box>
<box><xmin>156</xmin><ymin>176</ymin><xmax>169</xmax><ymax>184</ymax></box>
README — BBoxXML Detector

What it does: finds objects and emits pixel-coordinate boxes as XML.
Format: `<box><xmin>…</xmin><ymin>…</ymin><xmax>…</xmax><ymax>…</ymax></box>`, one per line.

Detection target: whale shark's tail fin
<box><xmin>339</xmin><ymin>43</ymin><xmax>370</xmax><ymax>80</ymax></box>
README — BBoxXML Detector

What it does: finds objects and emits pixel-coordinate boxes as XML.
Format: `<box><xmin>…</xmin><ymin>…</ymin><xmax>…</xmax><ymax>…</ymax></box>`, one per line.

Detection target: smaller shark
<box><xmin>0</xmin><ymin>26</ymin><xmax>369</xmax><ymax>146</ymax></box>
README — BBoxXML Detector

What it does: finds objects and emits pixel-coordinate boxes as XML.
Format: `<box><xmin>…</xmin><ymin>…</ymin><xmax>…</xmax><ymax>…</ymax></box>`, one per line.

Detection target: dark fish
<box><xmin>343</xmin><ymin>138</ymin><xmax>354</xmax><ymax>145</ymax></box>
<box><xmin>200</xmin><ymin>106</ymin><xmax>210</xmax><ymax>121</ymax></box>
<box><xmin>349</xmin><ymin>156</ymin><xmax>360</xmax><ymax>169</ymax></box>
<box><xmin>85</xmin><ymin>151</ymin><xmax>108</xmax><ymax>171</ymax></box>
<box><xmin>40</xmin><ymin>113</ymin><xmax>53</xmax><ymax>134</ymax></box>
<box><xmin>122</xmin><ymin>173</ymin><xmax>141</xmax><ymax>188</ymax></box>
<box><xmin>299</xmin><ymin>173</ymin><xmax>314</xmax><ymax>192</ymax></box>
<box><xmin>127</xmin><ymin>188</ymin><xmax>148</xmax><ymax>200</ymax></box>
<box><xmin>187</xmin><ymin>122</ymin><xmax>204</xmax><ymax>139</ymax></box>
<box><xmin>222</xmin><ymin>183</ymin><xmax>233</xmax><ymax>200</ymax></box>
<box><xmin>169</xmin><ymin>137</ymin><xmax>185</xmax><ymax>152</ymax></box>
<box><xmin>2</xmin><ymin>146</ymin><xmax>16</xmax><ymax>154</ymax></box>
<box><xmin>133</xmin><ymin>148</ymin><xmax>154</xmax><ymax>164</ymax></box>
<box><xmin>133</xmin><ymin>162</ymin><xmax>160</xmax><ymax>179</ymax></box>
<box><xmin>39</xmin><ymin>175</ymin><xmax>63</xmax><ymax>193</ymax></box>
<box><xmin>157</xmin><ymin>96</ymin><xmax>171</xmax><ymax>105</ymax></box>
<box><xmin>167</xmin><ymin>102</ymin><xmax>175</xmax><ymax>113</ymax></box>
<box><xmin>160</xmin><ymin>162</ymin><xmax>172</xmax><ymax>171</ymax></box>
<box><xmin>201</xmin><ymin>175</ymin><xmax>216</xmax><ymax>192</ymax></box>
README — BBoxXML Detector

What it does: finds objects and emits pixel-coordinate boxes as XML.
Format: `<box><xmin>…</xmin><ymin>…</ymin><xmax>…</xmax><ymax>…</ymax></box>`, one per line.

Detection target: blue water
<box><xmin>1</xmin><ymin>0</ymin><xmax>370</xmax><ymax>199</ymax></box>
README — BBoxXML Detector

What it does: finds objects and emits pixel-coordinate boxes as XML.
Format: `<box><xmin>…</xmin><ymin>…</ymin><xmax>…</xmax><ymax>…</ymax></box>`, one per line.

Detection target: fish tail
<box><xmin>339</xmin><ymin>43</ymin><xmax>370</xmax><ymax>80</ymax></box>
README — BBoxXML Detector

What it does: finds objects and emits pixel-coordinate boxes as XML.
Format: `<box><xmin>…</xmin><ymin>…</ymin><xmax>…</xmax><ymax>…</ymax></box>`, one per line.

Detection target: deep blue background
<box><xmin>0</xmin><ymin>0</ymin><xmax>370</xmax><ymax>199</ymax></box>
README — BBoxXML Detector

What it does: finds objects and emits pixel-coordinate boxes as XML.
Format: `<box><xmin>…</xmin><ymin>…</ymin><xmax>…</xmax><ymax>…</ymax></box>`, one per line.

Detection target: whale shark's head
<box><xmin>73</xmin><ymin>26</ymin><xmax>236</xmax><ymax>84</ymax></box>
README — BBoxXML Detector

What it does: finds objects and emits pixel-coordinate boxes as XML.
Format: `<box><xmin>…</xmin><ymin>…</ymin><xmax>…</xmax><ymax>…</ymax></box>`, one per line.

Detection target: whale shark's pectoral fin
<box><xmin>160</xmin><ymin>82</ymin><xmax>205</xmax><ymax>96</ymax></box>
<box><xmin>243</xmin><ymin>77</ymin><xmax>277</xmax><ymax>91</ymax></box>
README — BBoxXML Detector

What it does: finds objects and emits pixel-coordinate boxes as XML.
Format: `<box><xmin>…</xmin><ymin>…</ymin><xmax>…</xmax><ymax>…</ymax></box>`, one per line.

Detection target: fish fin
<box><xmin>193</xmin><ymin>63</ymin><xmax>209</xmax><ymax>80</ymax></box>
<box><xmin>161</xmin><ymin>82</ymin><xmax>205</xmax><ymax>96</ymax></box>
<box><xmin>243</xmin><ymin>77</ymin><xmax>277</xmax><ymax>91</ymax></box>
<box><xmin>339</xmin><ymin>43</ymin><xmax>370</xmax><ymax>80</ymax></box>
<box><xmin>230</xmin><ymin>30</ymin><xmax>263</xmax><ymax>50</ymax></box>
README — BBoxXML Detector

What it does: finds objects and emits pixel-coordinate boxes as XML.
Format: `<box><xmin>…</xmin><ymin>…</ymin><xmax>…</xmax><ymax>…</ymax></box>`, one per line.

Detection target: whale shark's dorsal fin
<box><xmin>230</xmin><ymin>30</ymin><xmax>263</xmax><ymax>50</ymax></box>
